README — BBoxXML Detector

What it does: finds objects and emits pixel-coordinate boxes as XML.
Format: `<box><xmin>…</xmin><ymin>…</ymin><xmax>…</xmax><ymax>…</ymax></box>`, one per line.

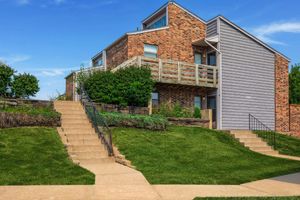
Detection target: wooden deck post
<box><xmin>178</xmin><ymin>62</ymin><xmax>181</xmax><ymax>82</ymax></box>
<box><xmin>158</xmin><ymin>59</ymin><xmax>162</xmax><ymax>82</ymax></box>
<box><xmin>195</xmin><ymin>64</ymin><xmax>199</xmax><ymax>85</ymax></box>
<box><xmin>138</xmin><ymin>56</ymin><xmax>142</xmax><ymax>67</ymax></box>
<box><xmin>213</xmin><ymin>68</ymin><xmax>217</xmax><ymax>87</ymax></box>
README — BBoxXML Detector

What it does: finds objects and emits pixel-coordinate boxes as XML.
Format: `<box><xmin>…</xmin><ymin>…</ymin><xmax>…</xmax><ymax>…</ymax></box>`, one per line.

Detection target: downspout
<box><xmin>204</xmin><ymin>34</ymin><xmax>222</xmax><ymax>130</ymax></box>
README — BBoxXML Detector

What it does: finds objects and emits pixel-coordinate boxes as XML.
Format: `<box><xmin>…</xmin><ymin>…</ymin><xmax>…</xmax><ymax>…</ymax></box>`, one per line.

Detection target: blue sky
<box><xmin>0</xmin><ymin>0</ymin><xmax>300</xmax><ymax>100</ymax></box>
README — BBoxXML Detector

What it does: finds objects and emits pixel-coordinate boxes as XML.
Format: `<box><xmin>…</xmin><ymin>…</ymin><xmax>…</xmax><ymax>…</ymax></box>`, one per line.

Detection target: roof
<box><xmin>92</xmin><ymin>1</ymin><xmax>290</xmax><ymax>62</ymax></box>
<box><xmin>207</xmin><ymin>15</ymin><xmax>290</xmax><ymax>61</ymax></box>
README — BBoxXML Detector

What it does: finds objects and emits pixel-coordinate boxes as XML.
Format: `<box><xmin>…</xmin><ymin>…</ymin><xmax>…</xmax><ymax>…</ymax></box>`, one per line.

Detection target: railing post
<box><xmin>159</xmin><ymin>59</ymin><xmax>162</xmax><ymax>82</ymax></box>
<box><xmin>213</xmin><ymin>68</ymin><xmax>217</xmax><ymax>87</ymax></box>
<box><xmin>138</xmin><ymin>56</ymin><xmax>142</xmax><ymax>67</ymax></box>
<box><xmin>178</xmin><ymin>62</ymin><xmax>181</xmax><ymax>83</ymax></box>
<box><xmin>195</xmin><ymin>64</ymin><xmax>199</xmax><ymax>85</ymax></box>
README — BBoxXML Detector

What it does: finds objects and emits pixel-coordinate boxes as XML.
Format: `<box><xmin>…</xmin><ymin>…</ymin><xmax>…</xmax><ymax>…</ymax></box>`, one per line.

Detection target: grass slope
<box><xmin>0</xmin><ymin>127</ymin><xmax>95</xmax><ymax>185</ymax></box>
<box><xmin>194</xmin><ymin>197</ymin><xmax>300</xmax><ymax>200</ymax></box>
<box><xmin>112</xmin><ymin>126</ymin><xmax>300</xmax><ymax>185</ymax></box>
<box><xmin>256</xmin><ymin>131</ymin><xmax>300</xmax><ymax>157</ymax></box>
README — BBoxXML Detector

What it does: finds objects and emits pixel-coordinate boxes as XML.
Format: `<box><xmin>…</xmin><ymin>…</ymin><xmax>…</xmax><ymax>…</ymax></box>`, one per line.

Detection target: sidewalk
<box><xmin>1</xmin><ymin>172</ymin><xmax>300</xmax><ymax>200</ymax></box>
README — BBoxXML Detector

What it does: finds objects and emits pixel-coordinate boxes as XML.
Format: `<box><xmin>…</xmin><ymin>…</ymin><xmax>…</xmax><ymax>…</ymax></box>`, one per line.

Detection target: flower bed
<box><xmin>101</xmin><ymin>112</ymin><xmax>168</xmax><ymax>131</ymax></box>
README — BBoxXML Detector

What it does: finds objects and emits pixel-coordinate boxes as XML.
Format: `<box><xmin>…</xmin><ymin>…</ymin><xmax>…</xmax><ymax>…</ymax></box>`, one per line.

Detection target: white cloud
<box><xmin>253</xmin><ymin>21</ymin><xmax>300</xmax><ymax>45</ymax></box>
<box><xmin>34</xmin><ymin>67</ymin><xmax>78</xmax><ymax>77</ymax></box>
<box><xmin>16</xmin><ymin>0</ymin><xmax>30</xmax><ymax>5</ymax></box>
<box><xmin>53</xmin><ymin>0</ymin><xmax>65</xmax><ymax>5</ymax></box>
<box><xmin>0</xmin><ymin>55</ymin><xmax>31</xmax><ymax>65</ymax></box>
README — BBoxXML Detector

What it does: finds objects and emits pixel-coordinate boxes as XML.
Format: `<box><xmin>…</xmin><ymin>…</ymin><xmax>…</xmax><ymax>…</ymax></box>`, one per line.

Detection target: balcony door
<box><xmin>207</xmin><ymin>52</ymin><xmax>217</xmax><ymax>66</ymax></box>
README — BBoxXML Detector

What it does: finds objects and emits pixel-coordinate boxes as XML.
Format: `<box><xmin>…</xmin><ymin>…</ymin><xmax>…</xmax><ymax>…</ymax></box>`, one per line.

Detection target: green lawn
<box><xmin>194</xmin><ymin>197</ymin><xmax>300</xmax><ymax>200</ymax></box>
<box><xmin>256</xmin><ymin>131</ymin><xmax>300</xmax><ymax>157</ymax></box>
<box><xmin>112</xmin><ymin>126</ymin><xmax>300</xmax><ymax>185</ymax></box>
<box><xmin>0</xmin><ymin>127</ymin><xmax>95</xmax><ymax>185</ymax></box>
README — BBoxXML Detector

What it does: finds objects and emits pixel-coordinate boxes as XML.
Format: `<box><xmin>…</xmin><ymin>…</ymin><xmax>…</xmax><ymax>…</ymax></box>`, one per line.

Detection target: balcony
<box><xmin>112</xmin><ymin>56</ymin><xmax>219</xmax><ymax>88</ymax></box>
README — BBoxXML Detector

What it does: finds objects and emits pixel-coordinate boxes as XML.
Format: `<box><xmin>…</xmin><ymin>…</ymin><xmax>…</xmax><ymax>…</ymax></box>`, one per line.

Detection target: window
<box><xmin>152</xmin><ymin>92</ymin><xmax>159</xmax><ymax>106</ymax></box>
<box><xmin>94</xmin><ymin>58</ymin><xmax>103</xmax><ymax>66</ymax></box>
<box><xmin>194</xmin><ymin>96</ymin><xmax>202</xmax><ymax>108</ymax></box>
<box><xmin>146</xmin><ymin>15</ymin><xmax>167</xmax><ymax>30</ymax></box>
<box><xmin>144</xmin><ymin>44</ymin><xmax>158</xmax><ymax>58</ymax></box>
<box><xmin>194</xmin><ymin>52</ymin><xmax>202</xmax><ymax>65</ymax></box>
<box><xmin>207</xmin><ymin>52</ymin><xmax>217</xmax><ymax>66</ymax></box>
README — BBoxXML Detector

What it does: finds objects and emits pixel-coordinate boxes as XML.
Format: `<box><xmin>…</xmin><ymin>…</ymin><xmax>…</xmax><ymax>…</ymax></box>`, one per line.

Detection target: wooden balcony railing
<box><xmin>112</xmin><ymin>56</ymin><xmax>219</xmax><ymax>88</ymax></box>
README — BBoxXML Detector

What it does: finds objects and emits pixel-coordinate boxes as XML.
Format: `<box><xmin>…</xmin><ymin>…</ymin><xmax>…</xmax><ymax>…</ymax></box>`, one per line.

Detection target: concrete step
<box><xmin>66</xmin><ymin>134</ymin><xmax>98</xmax><ymax>140</ymax></box>
<box><xmin>67</xmin><ymin>139</ymin><xmax>101</xmax><ymax>145</ymax></box>
<box><xmin>249</xmin><ymin>146</ymin><xmax>274</xmax><ymax>152</ymax></box>
<box><xmin>62</xmin><ymin>121</ymin><xmax>91</xmax><ymax>126</ymax></box>
<box><xmin>239</xmin><ymin>137</ymin><xmax>262</xmax><ymax>143</ymax></box>
<box><xmin>58</xmin><ymin>111</ymin><xmax>86</xmax><ymax>115</ymax></box>
<box><xmin>233</xmin><ymin>134</ymin><xmax>258</xmax><ymax>139</ymax></box>
<box><xmin>70</xmin><ymin>152</ymin><xmax>108</xmax><ymax>160</ymax></box>
<box><xmin>244</xmin><ymin>143</ymin><xmax>268</xmax><ymax>148</ymax></box>
<box><xmin>62</xmin><ymin>127</ymin><xmax>95</xmax><ymax>132</ymax></box>
<box><xmin>75</xmin><ymin>157</ymin><xmax>114</xmax><ymax>165</ymax></box>
<box><xmin>67</xmin><ymin>145</ymin><xmax>105</xmax><ymax>152</ymax></box>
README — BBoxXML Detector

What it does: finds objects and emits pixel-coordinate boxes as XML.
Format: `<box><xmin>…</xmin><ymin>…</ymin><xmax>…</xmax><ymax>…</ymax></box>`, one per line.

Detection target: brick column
<box><xmin>275</xmin><ymin>54</ymin><xmax>290</xmax><ymax>132</ymax></box>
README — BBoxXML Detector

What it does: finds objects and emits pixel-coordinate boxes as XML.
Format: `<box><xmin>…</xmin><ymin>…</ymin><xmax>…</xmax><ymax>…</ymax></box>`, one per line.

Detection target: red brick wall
<box><xmin>290</xmin><ymin>104</ymin><xmax>300</xmax><ymax>132</ymax></box>
<box><xmin>275</xmin><ymin>54</ymin><xmax>290</xmax><ymax>132</ymax></box>
<box><xmin>155</xmin><ymin>83</ymin><xmax>208</xmax><ymax>109</ymax></box>
<box><xmin>66</xmin><ymin>74</ymin><xmax>74</xmax><ymax>101</ymax></box>
<box><xmin>127</xmin><ymin>3</ymin><xmax>206</xmax><ymax>63</ymax></box>
<box><xmin>106</xmin><ymin>36</ymin><xmax>128</xmax><ymax>70</ymax></box>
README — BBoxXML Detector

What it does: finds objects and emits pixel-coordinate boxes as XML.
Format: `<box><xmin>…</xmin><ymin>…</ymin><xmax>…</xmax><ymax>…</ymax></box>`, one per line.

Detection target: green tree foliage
<box><xmin>84</xmin><ymin>66</ymin><xmax>154</xmax><ymax>107</ymax></box>
<box><xmin>0</xmin><ymin>63</ymin><xmax>15</xmax><ymax>97</ymax></box>
<box><xmin>12</xmin><ymin>73</ymin><xmax>40</xmax><ymax>98</ymax></box>
<box><xmin>289</xmin><ymin>64</ymin><xmax>300</xmax><ymax>104</ymax></box>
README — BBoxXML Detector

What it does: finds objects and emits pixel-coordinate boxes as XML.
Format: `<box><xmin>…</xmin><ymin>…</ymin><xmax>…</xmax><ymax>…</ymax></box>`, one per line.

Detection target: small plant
<box><xmin>194</xmin><ymin>107</ymin><xmax>201</xmax><ymax>119</ymax></box>
<box><xmin>154</xmin><ymin>102</ymin><xmax>193</xmax><ymax>118</ymax></box>
<box><xmin>101</xmin><ymin>112</ymin><xmax>168</xmax><ymax>130</ymax></box>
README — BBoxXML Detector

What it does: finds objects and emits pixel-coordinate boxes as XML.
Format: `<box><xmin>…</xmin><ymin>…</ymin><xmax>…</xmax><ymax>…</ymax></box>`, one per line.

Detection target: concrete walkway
<box><xmin>1</xmin><ymin>172</ymin><xmax>300</xmax><ymax>200</ymax></box>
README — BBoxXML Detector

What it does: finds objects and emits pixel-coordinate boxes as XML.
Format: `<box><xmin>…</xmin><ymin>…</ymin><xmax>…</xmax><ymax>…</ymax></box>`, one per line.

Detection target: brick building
<box><xmin>66</xmin><ymin>1</ymin><xmax>293</xmax><ymax>132</ymax></box>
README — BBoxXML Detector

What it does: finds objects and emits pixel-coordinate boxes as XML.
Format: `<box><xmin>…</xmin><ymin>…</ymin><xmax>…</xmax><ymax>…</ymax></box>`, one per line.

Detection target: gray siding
<box><xmin>220</xmin><ymin>19</ymin><xmax>275</xmax><ymax>130</ymax></box>
<box><xmin>207</xmin><ymin>20</ymin><xmax>218</xmax><ymax>38</ymax></box>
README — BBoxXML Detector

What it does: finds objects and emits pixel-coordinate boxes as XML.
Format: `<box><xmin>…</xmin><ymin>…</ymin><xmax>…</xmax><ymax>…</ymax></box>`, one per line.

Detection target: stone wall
<box><xmin>106</xmin><ymin>36</ymin><xmax>128</xmax><ymax>70</ymax></box>
<box><xmin>167</xmin><ymin>117</ymin><xmax>210</xmax><ymax>128</ymax></box>
<box><xmin>66</xmin><ymin>73</ymin><xmax>74</xmax><ymax>101</ymax></box>
<box><xmin>94</xmin><ymin>103</ymin><xmax>149</xmax><ymax>115</ymax></box>
<box><xmin>290</xmin><ymin>104</ymin><xmax>300</xmax><ymax>133</ymax></box>
<box><xmin>0</xmin><ymin>112</ymin><xmax>61</xmax><ymax>128</ymax></box>
<box><xmin>275</xmin><ymin>54</ymin><xmax>290</xmax><ymax>132</ymax></box>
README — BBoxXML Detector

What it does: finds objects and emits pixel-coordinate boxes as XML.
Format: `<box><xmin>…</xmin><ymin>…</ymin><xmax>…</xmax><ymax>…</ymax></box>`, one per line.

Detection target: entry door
<box><xmin>207</xmin><ymin>96</ymin><xmax>217</xmax><ymax>124</ymax></box>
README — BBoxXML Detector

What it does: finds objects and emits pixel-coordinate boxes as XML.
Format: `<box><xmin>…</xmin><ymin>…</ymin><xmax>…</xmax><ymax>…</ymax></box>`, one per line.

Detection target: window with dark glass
<box><xmin>152</xmin><ymin>92</ymin><xmax>159</xmax><ymax>106</ymax></box>
<box><xmin>207</xmin><ymin>52</ymin><xmax>217</xmax><ymax>66</ymax></box>
<box><xmin>194</xmin><ymin>96</ymin><xmax>202</xmax><ymax>108</ymax></box>
<box><xmin>144</xmin><ymin>44</ymin><xmax>158</xmax><ymax>58</ymax></box>
<box><xmin>194</xmin><ymin>52</ymin><xmax>202</xmax><ymax>65</ymax></box>
<box><xmin>146</xmin><ymin>15</ymin><xmax>167</xmax><ymax>30</ymax></box>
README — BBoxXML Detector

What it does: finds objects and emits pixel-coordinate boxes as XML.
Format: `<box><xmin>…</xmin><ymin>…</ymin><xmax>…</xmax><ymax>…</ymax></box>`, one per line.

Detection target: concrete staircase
<box><xmin>54</xmin><ymin>101</ymin><xmax>114</xmax><ymax>166</ymax></box>
<box><xmin>230</xmin><ymin>130</ymin><xmax>279</xmax><ymax>156</ymax></box>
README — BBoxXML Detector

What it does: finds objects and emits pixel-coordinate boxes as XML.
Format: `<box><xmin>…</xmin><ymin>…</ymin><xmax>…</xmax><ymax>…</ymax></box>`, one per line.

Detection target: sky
<box><xmin>0</xmin><ymin>0</ymin><xmax>300</xmax><ymax>100</ymax></box>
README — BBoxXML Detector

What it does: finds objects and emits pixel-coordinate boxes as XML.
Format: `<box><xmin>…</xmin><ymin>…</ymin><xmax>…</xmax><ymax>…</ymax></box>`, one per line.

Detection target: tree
<box><xmin>289</xmin><ymin>64</ymin><xmax>300</xmax><ymax>104</ymax></box>
<box><xmin>0</xmin><ymin>63</ymin><xmax>15</xmax><ymax>97</ymax></box>
<box><xmin>12</xmin><ymin>73</ymin><xmax>40</xmax><ymax>99</ymax></box>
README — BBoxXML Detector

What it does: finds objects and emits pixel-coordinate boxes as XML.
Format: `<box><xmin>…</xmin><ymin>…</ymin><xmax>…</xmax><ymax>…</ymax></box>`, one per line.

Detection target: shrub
<box><xmin>154</xmin><ymin>102</ymin><xmax>193</xmax><ymax>118</ymax></box>
<box><xmin>84</xmin><ymin>66</ymin><xmax>154</xmax><ymax>107</ymax></box>
<box><xmin>0</xmin><ymin>63</ymin><xmax>15</xmax><ymax>97</ymax></box>
<box><xmin>194</xmin><ymin>107</ymin><xmax>201</xmax><ymax>119</ymax></box>
<box><xmin>100</xmin><ymin>112</ymin><xmax>168</xmax><ymax>130</ymax></box>
<box><xmin>12</xmin><ymin>73</ymin><xmax>40</xmax><ymax>98</ymax></box>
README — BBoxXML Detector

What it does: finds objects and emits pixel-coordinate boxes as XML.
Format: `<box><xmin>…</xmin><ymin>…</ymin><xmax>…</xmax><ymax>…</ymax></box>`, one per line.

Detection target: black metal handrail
<box><xmin>80</xmin><ymin>86</ymin><xmax>114</xmax><ymax>156</ymax></box>
<box><xmin>249</xmin><ymin>114</ymin><xmax>276</xmax><ymax>149</ymax></box>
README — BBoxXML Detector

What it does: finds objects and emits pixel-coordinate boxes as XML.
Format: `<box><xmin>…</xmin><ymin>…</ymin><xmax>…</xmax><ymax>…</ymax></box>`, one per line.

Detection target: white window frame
<box><xmin>144</xmin><ymin>44</ymin><xmax>158</xmax><ymax>58</ymax></box>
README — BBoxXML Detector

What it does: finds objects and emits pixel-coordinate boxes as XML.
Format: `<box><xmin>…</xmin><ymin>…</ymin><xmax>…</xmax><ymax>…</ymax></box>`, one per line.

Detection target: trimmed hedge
<box><xmin>101</xmin><ymin>112</ymin><xmax>168</xmax><ymax>131</ymax></box>
<box><xmin>84</xmin><ymin>66</ymin><xmax>154</xmax><ymax>107</ymax></box>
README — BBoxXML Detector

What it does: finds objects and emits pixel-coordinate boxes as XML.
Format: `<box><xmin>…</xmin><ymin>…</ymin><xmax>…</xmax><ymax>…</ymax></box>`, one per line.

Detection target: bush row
<box><xmin>153</xmin><ymin>103</ymin><xmax>202</xmax><ymax>119</ymax></box>
<box><xmin>83</xmin><ymin>66</ymin><xmax>154</xmax><ymax>107</ymax></box>
<box><xmin>100</xmin><ymin>112</ymin><xmax>168</xmax><ymax>131</ymax></box>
